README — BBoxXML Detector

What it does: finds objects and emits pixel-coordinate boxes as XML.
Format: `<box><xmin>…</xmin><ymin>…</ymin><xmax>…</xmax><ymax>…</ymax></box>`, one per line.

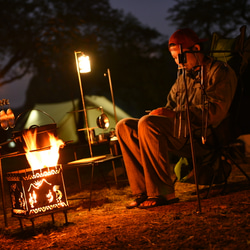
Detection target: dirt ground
<box><xmin>0</xmin><ymin>157</ymin><xmax>250</xmax><ymax>249</ymax></box>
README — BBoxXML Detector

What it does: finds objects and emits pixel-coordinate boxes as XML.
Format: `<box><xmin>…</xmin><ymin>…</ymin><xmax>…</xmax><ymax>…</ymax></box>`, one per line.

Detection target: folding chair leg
<box><xmin>220</xmin><ymin>178</ymin><xmax>228</xmax><ymax>195</ymax></box>
<box><xmin>225</xmin><ymin>153</ymin><xmax>250</xmax><ymax>182</ymax></box>
<box><xmin>205</xmin><ymin>174</ymin><xmax>216</xmax><ymax>199</ymax></box>
<box><xmin>89</xmin><ymin>163</ymin><xmax>95</xmax><ymax>211</ymax></box>
<box><xmin>111</xmin><ymin>160</ymin><xmax>118</xmax><ymax>185</ymax></box>
<box><xmin>205</xmin><ymin>157</ymin><xmax>231</xmax><ymax>199</ymax></box>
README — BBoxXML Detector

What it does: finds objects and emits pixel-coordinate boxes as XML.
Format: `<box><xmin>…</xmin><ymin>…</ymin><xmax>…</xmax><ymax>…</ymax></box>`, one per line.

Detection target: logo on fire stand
<box><xmin>27</xmin><ymin>178</ymin><xmax>63</xmax><ymax>209</ymax></box>
<box><xmin>7</xmin><ymin>166</ymin><xmax>69</xmax><ymax>216</ymax></box>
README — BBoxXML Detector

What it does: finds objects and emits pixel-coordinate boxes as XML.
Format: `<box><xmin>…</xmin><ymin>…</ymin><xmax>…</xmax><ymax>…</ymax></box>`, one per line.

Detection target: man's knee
<box><xmin>116</xmin><ymin>118</ymin><xmax>138</xmax><ymax>137</ymax></box>
<box><xmin>116</xmin><ymin>118</ymin><xmax>130</xmax><ymax>133</ymax></box>
<box><xmin>138</xmin><ymin>115</ymin><xmax>155</xmax><ymax>132</ymax></box>
<box><xmin>116</xmin><ymin>119</ymin><xmax>126</xmax><ymax>137</ymax></box>
<box><xmin>138</xmin><ymin>115</ymin><xmax>170</xmax><ymax>138</ymax></box>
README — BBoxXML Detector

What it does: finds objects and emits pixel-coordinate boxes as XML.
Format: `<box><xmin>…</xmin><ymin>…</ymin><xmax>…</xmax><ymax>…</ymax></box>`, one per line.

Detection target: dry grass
<box><xmin>0</xmin><ymin>160</ymin><xmax>250</xmax><ymax>249</ymax></box>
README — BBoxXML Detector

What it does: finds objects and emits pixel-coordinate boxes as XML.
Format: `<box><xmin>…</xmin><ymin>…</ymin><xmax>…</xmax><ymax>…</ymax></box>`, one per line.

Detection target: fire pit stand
<box><xmin>13</xmin><ymin>207</ymin><xmax>69</xmax><ymax>231</ymax></box>
<box><xmin>0</xmin><ymin>151</ymin><xmax>27</xmax><ymax>227</ymax></box>
<box><xmin>6</xmin><ymin>165</ymin><xmax>70</xmax><ymax>230</ymax></box>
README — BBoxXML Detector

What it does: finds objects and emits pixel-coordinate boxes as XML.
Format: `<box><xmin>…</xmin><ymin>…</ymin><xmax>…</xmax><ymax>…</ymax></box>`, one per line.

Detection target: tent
<box><xmin>84</xmin><ymin>95</ymin><xmax>130</xmax><ymax>135</ymax></box>
<box><xmin>23</xmin><ymin>96</ymin><xmax>131</xmax><ymax>143</ymax></box>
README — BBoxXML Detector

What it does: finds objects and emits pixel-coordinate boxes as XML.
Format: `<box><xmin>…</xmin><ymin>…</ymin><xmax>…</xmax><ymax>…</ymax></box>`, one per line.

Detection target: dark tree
<box><xmin>167</xmin><ymin>0</ymin><xmax>250</xmax><ymax>38</ymax></box>
<box><xmin>0</xmin><ymin>0</ymin><xmax>177</xmax><ymax>117</ymax></box>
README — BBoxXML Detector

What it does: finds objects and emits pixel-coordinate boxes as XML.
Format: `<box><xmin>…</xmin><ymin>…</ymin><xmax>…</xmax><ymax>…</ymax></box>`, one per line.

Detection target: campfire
<box><xmin>6</xmin><ymin>126</ymin><xmax>69</xmax><ymax>218</ymax></box>
<box><xmin>23</xmin><ymin>128</ymin><xmax>64</xmax><ymax>170</ymax></box>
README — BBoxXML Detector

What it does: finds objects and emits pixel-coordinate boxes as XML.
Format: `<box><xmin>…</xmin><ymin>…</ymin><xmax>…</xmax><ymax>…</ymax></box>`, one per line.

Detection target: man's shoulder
<box><xmin>205</xmin><ymin>56</ymin><xmax>234</xmax><ymax>73</ymax></box>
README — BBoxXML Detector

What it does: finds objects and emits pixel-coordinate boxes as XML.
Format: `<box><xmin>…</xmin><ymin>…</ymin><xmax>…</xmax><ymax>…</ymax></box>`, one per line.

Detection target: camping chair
<box><xmin>205</xmin><ymin>25</ymin><xmax>250</xmax><ymax>195</ymax></box>
<box><xmin>174</xmin><ymin>25</ymin><xmax>250</xmax><ymax>197</ymax></box>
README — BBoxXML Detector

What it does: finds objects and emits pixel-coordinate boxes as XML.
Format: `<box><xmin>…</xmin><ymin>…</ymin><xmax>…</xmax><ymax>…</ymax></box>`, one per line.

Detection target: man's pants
<box><xmin>116</xmin><ymin>114</ymin><xmax>198</xmax><ymax>197</ymax></box>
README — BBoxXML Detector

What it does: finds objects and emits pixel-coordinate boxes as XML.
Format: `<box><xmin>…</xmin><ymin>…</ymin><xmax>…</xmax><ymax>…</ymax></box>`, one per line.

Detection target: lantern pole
<box><xmin>74</xmin><ymin>51</ymin><xmax>93</xmax><ymax>158</ymax></box>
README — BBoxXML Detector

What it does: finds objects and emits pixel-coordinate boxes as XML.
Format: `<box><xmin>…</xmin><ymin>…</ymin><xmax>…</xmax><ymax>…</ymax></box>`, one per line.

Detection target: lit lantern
<box><xmin>78</xmin><ymin>54</ymin><xmax>91</xmax><ymax>73</ymax></box>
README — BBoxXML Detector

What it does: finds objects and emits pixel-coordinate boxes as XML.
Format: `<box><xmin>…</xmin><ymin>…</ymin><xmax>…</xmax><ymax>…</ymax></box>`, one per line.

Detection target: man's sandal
<box><xmin>126</xmin><ymin>193</ymin><xmax>148</xmax><ymax>209</ymax></box>
<box><xmin>138</xmin><ymin>196</ymin><xmax>179</xmax><ymax>209</ymax></box>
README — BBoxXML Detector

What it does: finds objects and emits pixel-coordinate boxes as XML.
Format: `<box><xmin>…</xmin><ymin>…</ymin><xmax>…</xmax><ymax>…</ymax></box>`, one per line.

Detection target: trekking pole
<box><xmin>179</xmin><ymin>45</ymin><xmax>202</xmax><ymax>213</ymax></box>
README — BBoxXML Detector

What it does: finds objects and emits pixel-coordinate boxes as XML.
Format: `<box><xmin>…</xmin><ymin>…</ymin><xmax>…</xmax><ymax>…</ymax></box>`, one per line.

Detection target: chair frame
<box><xmin>205</xmin><ymin>25</ymin><xmax>250</xmax><ymax>197</ymax></box>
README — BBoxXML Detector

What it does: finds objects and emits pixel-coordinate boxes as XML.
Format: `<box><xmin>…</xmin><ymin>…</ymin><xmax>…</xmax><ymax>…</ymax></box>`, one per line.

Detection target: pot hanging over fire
<box><xmin>12</xmin><ymin>123</ymin><xmax>58</xmax><ymax>153</ymax></box>
<box><xmin>10</xmin><ymin>109</ymin><xmax>58</xmax><ymax>153</ymax></box>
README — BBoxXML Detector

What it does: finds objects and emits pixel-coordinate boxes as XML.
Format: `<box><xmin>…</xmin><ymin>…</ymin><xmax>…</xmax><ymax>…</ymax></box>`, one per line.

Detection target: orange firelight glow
<box><xmin>23</xmin><ymin>130</ymin><xmax>64</xmax><ymax>170</ymax></box>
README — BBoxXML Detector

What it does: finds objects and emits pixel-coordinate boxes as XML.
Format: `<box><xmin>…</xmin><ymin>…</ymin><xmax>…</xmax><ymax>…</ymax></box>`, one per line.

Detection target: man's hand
<box><xmin>149</xmin><ymin>108</ymin><xmax>175</xmax><ymax>118</ymax></box>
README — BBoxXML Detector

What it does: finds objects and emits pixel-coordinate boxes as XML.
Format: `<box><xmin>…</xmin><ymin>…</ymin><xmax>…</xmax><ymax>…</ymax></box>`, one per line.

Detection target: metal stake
<box><xmin>180</xmin><ymin>45</ymin><xmax>202</xmax><ymax>213</ymax></box>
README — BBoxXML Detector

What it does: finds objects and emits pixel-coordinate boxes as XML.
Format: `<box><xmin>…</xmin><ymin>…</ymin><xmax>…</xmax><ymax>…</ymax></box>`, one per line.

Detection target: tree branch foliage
<box><xmin>4</xmin><ymin>0</ymin><xmax>248</xmax><ymax>117</ymax></box>
<box><xmin>167</xmin><ymin>0</ymin><xmax>250</xmax><ymax>39</ymax></box>
<box><xmin>0</xmin><ymin>0</ymin><xmax>161</xmax><ymax>86</ymax></box>
<box><xmin>1</xmin><ymin>0</ymin><xmax>176</xmax><ymax>117</ymax></box>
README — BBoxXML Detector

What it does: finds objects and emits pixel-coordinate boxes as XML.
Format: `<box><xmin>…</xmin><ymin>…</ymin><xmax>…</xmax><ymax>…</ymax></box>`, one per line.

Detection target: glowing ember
<box><xmin>23</xmin><ymin>129</ymin><xmax>64</xmax><ymax>170</ymax></box>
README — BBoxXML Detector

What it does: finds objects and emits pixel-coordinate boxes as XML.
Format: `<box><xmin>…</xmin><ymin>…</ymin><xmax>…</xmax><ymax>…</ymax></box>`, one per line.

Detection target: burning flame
<box><xmin>23</xmin><ymin>130</ymin><xmax>64</xmax><ymax>170</ymax></box>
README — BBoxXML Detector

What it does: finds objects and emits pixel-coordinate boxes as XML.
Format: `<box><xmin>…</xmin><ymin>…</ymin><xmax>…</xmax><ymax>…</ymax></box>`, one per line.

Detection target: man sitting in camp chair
<box><xmin>116</xmin><ymin>28</ymin><xmax>237</xmax><ymax>209</ymax></box>
<box><xmin>175</xmin><ymin>26</ymin><xmax>248</xmax><ymax>186</ymax></box>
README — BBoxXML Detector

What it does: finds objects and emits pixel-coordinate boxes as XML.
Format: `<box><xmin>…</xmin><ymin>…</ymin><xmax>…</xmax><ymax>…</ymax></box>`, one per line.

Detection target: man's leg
<box><xmin>117</xmin><ymin>115</ymin><xmax>187</xmax><ymax>208</ymax></box>
<box><xmin>138</xmin><ymin>115</ymin><xmax>188</xmax><ymax>206</ymax></box>
<box><xmin>138</xmin><ymin>115</ymin><xmax>174</xmax><ymax>197</ymax></box>
<box><xmin>116</xmin><ymin>118</ymin><xmax>146</xmax><ymax>195</ymax></box>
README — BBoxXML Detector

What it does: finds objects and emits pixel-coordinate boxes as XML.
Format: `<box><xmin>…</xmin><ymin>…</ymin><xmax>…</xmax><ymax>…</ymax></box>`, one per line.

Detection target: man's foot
<box><xmin>138</xmin><ymin>196</ymin><xmax>179</xmax><ymax>209</ymax></box>
<box><xmin>126</xmin><ymin>193</ymin><xmax>148</xmax><ymax>209</ymax></box>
